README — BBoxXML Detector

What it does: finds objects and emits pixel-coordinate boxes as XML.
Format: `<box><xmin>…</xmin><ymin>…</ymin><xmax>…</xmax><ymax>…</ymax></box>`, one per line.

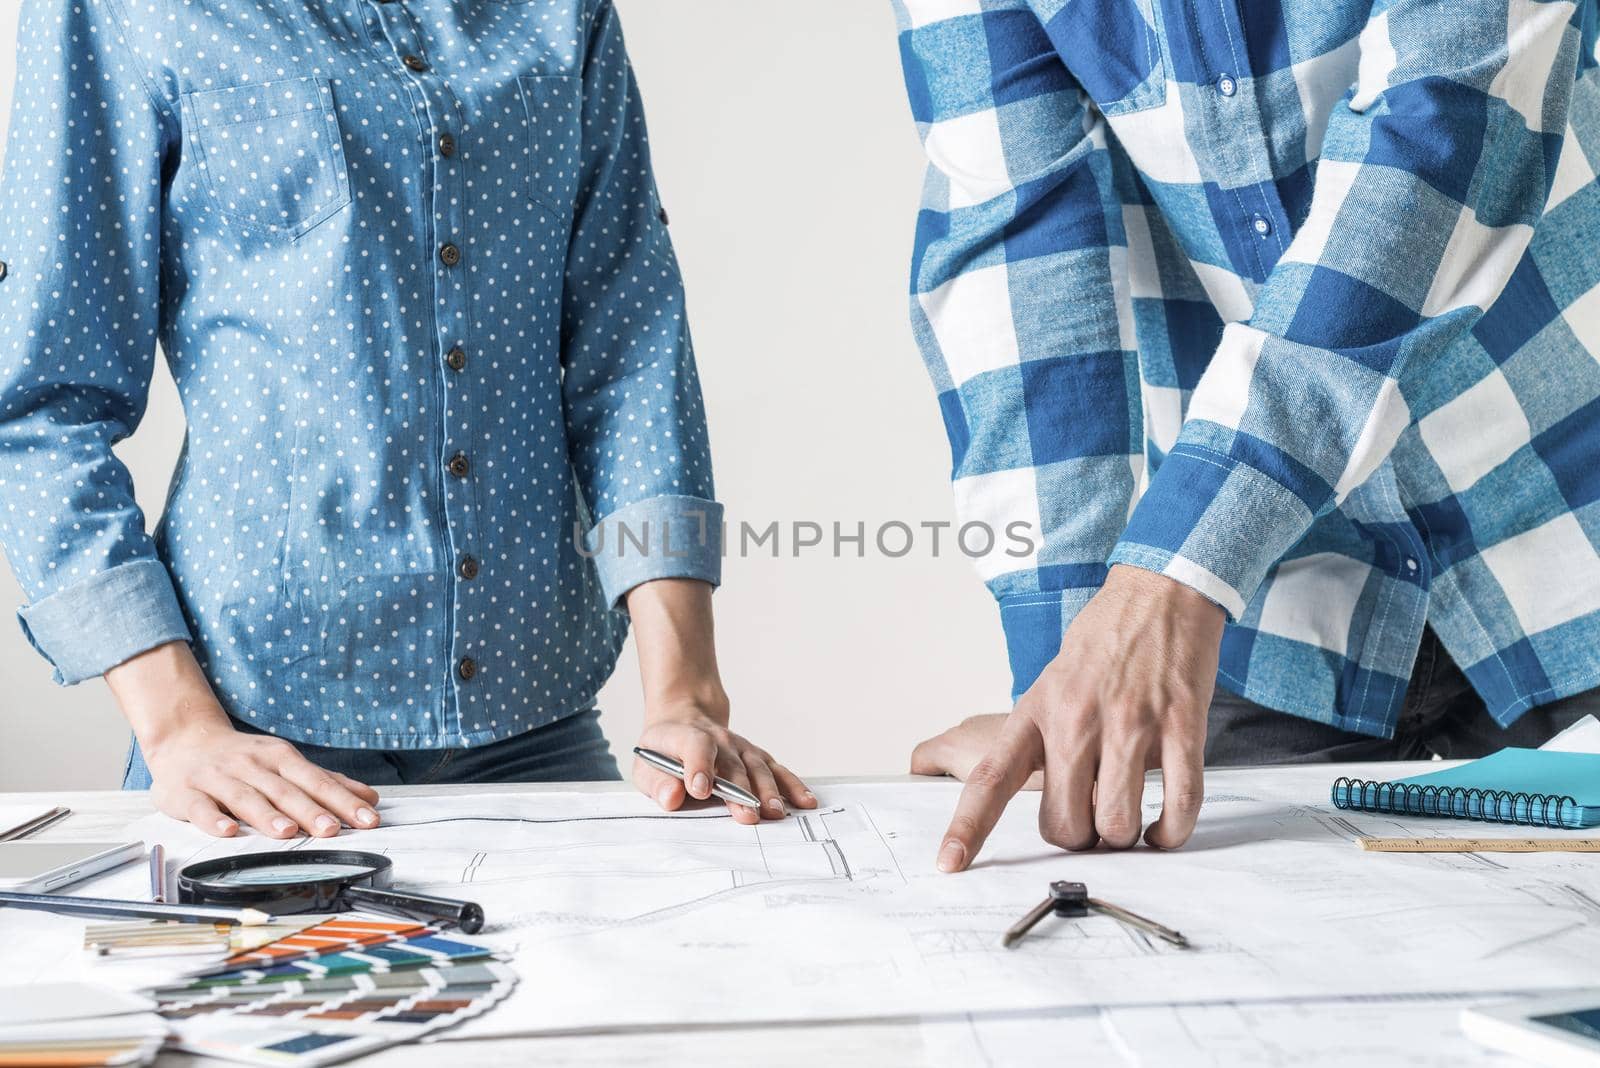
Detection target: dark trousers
<box><xmin>1206</xmin><ymin>628</ymin><xmax>1597</xmax><ymax>766</ymax></box>
<box><xmin>123</xmin><ymin>707</ymin><xmax>622</xmax><ymax>789</ymax></box>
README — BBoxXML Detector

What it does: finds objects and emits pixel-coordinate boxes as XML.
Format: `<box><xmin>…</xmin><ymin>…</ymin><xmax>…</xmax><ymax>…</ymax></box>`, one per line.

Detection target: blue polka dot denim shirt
<box><xmin>0</xmin><ymin>0</ymin><xmax>722</xmax><ymax>748</ymax></box>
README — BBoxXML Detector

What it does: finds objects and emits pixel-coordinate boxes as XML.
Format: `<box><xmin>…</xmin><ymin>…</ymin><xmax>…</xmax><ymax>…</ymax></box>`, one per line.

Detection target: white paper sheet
<box><xmin>916</xmin><ymin>1009</ymin><xmax>1117</xmax><ymax>1067</ymax></box>
<box><xmin>1099</xmin><ymin>995</ymin><xmax>1525</xmax><ymax>1067</ymax></box>
<box><xmin>1543</xmin><ymin>714</ymin><xmax>1600</xmax><ymax>754</ymax></box>
<box><xmin>76</xmin><ymin>765</ymin><xmax>1600</xmax><ymax>1040</ymax></box>
<box><xmin>0</xmin><ymin>981</ymin><xmax>154</xmax><ymax>1025</ymax></box>
<box><xmin>916</xmin><ymin>996</ymin><xmax>1524</xmax><ymax>1068</ymax></box>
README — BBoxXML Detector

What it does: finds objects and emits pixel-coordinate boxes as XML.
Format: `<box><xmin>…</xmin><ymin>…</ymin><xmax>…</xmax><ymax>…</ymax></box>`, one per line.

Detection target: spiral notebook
<box><xmin>1331</xmin><ymin>748</ymin><xmax>1600</xmax><ymax>829</ymax></box>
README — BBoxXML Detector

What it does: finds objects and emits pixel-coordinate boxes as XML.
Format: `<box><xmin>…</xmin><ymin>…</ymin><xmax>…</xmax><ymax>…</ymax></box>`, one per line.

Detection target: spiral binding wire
<box><xmin>1331</xmin><ymin>777</ymin><xmax>1578</xmax><ymax>828</ymax></box>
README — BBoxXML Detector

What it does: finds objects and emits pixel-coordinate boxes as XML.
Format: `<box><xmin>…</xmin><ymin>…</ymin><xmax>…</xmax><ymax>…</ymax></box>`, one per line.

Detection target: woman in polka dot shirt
<box><xmin>0</xmin><ymin>0</ymin><xmax>814</xmax><ymax>835</ymax></box>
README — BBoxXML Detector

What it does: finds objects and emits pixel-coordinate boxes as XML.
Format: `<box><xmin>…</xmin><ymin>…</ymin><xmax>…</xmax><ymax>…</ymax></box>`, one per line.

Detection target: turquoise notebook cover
<box><xmin>1330</xmin><ymin>748</ymin><xmax>1600</xmax><ymax>829</ymax></box>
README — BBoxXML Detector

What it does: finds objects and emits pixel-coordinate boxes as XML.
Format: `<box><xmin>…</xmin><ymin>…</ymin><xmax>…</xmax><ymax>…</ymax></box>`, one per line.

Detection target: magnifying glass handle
<box><xmin>341</xmin><ymin>885</ymin><xmax>485</xmax><ymax>934</ymax></box>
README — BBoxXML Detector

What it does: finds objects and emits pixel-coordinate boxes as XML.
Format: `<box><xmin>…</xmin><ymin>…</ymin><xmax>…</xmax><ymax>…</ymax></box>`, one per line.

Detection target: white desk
<box><xmin>0</xmin><ymin>774</ymin><xmax>1542</xmax><ymax>1066</ymax></box>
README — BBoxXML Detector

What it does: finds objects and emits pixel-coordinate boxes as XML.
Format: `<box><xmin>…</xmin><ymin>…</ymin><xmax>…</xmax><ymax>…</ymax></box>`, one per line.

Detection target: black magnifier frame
<box><xmin>177</xmin><ymin>849</ymin><xmax>484</xmax><ymax>934</ymax></box>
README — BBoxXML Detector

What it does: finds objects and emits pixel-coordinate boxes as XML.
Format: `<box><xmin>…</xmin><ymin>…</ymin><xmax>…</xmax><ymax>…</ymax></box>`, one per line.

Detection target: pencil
<box><xmin>0</xmin><ymin>806</ymin><xmax>70</xmax><ymax>842</ymax></box>
<box><xmin>0</xmin><ymin>891</ymin><xmax>272</xmax><ymax>926</ymax></box>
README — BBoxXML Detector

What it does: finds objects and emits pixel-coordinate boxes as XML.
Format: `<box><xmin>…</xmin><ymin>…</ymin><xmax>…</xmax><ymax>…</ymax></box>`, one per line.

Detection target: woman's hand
<box><xmin>105</xmin><ymin>642</ymin><xmax>381</xmax><ymax>838</ymax></box>
<box><xmin>623</xmin><ymin>578</ymin><xmax>815</xmax><ymax>824</ymax></box>
<box><xmin>634</xmin><ymin>697</ymin><xmax>815</xmax><ymax>825</ymax></box>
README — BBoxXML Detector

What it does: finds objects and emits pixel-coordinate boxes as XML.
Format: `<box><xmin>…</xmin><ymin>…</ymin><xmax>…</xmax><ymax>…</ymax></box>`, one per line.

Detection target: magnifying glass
<box><xmin>176</xmin><ymin>850</ymin><xmax>484</xmax><ymax>934</ymax></box>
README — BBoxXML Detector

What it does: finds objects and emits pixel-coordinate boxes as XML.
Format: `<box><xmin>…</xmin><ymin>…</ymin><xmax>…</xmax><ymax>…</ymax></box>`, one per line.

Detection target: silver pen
<box><xmin>633</xmin><ymin>747</ymin><xmax>762</xmax><ymax>810</ymax></box>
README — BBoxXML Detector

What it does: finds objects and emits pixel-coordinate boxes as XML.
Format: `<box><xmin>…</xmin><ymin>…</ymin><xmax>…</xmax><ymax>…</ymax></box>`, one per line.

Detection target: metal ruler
<box><xmin>1358</xmin><ymin>837</ymin><xmax>1600</xmax><ymax>853</ymax></box>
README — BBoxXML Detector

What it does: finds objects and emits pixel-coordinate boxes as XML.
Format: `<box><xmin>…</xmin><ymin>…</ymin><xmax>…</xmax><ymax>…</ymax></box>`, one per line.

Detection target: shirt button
<box><xmin>459</xmin><ymin>555</ymin><xmax>480</xmax><ymax>581</ymax></box>
<box><xmin>403</xmin><ymin>54</ymin><xmax>429</xmax><ymax>73</ymax></box>
<box><xmin>0</xmin><ymin>261</ymin><xmax>8</xmax><ymax>283</ymax></box>
<box><xmin>446</xmin><ymin>345</ymin><xmax>467</xmax><ymax>371</ymax></box>
<box><xmin>1217</xmin><ymin>73</ymin><xmax>1237</xmax><ymax>97</ymax></box>
<box><xmin>439</xmin><ymin>243</ymin><xmax>461</xmax><ymax>267</ymax></box>
<box><xmin>438</xmin><ymin>132</ymin><xmax>456</xmax><ymax>158</ymax></box>
<box><xmin>457</xmin><ymin>656</ymin><xmax>478</xmax><ymax>682</ymax></box>
<box><xmin>1251</xmin><ymin>213</ymin><xmax>1273</xmax><ymax>237</ymax></box>
<box><xmin>448</xmin><ymin>452</ymin><xmax>471</xmax><ymax>478</ymax></box>
<box><xmin>657</xmin><ymin>206</ymin><xmax>670</xmax><ymax>226</ymax></box>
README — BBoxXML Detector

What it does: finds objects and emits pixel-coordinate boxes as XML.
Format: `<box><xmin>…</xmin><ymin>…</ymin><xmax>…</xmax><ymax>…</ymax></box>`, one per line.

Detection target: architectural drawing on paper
<box><xmin>103</xmin><ymin>776</ymin><xmax>1600</xmax><ymax>1041</ymax></box>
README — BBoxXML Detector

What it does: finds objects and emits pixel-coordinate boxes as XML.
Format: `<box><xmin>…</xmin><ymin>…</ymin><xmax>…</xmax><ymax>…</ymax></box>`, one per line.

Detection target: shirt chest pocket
<box><xmin>182</xmin><ymin>77</ymin><xmax>352</xmax><ymax>240</ymax></box>
<box><xmin>519</xmin><ymin>75</ymin><xmax>582</xmax><ymax>218</ymax></box>
<box><xmin>1051</xmin><ymin>0</ymin><xmax>1167</xmax><ymax>117</ymax></box>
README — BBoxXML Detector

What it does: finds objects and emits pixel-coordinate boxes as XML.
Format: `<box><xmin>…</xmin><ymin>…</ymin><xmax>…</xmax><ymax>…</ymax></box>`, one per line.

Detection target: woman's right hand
<box><xmin>105</xmin><ymin>642</ymin><xmax>380</xmax><ymax>838</ymax></box>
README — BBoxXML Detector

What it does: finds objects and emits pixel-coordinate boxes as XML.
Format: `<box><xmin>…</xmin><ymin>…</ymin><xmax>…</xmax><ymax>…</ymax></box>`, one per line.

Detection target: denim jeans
<box><xmin>122</xmin><ymin>707</ymin><xmax>622</xmax><ymax>789</ymax></box>
<box><xmin>1206</xmin><ymin>628</ymin><xmax>1599</xmax><ymax>766</ymax></box>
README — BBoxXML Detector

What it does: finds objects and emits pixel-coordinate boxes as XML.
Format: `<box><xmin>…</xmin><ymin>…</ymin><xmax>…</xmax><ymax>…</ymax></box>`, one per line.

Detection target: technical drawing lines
<box><xmin>791</xmin><ymin>811</ymin><xmax>854</xmax><ymax>880</ymax></box>
<box><xmin>376</xmin><ymin>810</ymin><xmax>733</xmax><ymax>830</ymax></box>
<box><xmin>1516</xmin><ymin>881</ymin><xmax>1600</xmax><ymax>922</ymax></box>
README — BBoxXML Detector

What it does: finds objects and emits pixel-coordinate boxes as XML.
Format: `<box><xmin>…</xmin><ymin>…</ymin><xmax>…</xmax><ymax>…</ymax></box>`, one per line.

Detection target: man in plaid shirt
<box><xmin>893</xmin><ymin>0</ymin><xmax>1600</xmax><ymax>864</ymax></box>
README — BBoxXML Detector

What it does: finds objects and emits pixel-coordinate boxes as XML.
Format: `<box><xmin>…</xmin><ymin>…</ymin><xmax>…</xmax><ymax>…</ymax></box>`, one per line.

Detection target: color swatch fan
<box><xmin>141</xmin><ymin>913</ymin><xmax>518</xmax><ymax>1066</ymax></box>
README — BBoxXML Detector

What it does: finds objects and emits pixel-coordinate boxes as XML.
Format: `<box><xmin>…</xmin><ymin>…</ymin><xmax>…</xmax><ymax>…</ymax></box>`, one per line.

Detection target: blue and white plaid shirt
<box><xmin>895</xmin><ymin>0</ymin><xmax>1600</xmax><ymax>736</ymax></box>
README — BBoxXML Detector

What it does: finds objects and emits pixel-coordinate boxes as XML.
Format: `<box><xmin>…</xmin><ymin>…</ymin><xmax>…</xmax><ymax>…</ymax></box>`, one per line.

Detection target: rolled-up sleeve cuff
<box><xmin>16</xmin><ymin>559</ymin><xmax>193</xmax><ymax>685</ymax></box>
<box><xmin>584</xmin><ymin>495</ymin><xmax>724</xmax><ymax>609</ymax></box>
<box><xmin>1108</xmin><ymin>444</ymin><xmax>1316</xmax><ymax>621</ymax></box>
<box><xmin>997</xmin><ymin>585</ymin><xmax>1099</xmax><ymax>701</ymax></box>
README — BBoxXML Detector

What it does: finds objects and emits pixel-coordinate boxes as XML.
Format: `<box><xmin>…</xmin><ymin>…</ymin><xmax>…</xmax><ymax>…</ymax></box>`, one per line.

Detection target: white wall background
<box><xmin>0</xmin><ymin>0</ymin><xmax>1011</xmax><ymax>790</ymax></box>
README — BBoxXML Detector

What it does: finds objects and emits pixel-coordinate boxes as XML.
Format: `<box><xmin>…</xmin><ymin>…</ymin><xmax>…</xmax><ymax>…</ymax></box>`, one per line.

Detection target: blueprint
<box><xmin>87</xmin><ymin>764</ymin><xmax>1600</xmax><ymax>1040</ymax></box>
<box><xmin>918</xmin><ymin>995</ymin><xmax>1524</xmax><ymax>1067</ymax></box>
<box><xmin>1097</xmin><ymin>996</ymin><xmax>1525</xmax><ymax>1068</ymax></box>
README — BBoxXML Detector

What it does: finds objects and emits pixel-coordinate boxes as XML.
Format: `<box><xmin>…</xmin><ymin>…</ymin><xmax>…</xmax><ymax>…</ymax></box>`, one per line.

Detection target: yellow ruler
<box><xmin>1358</xmin><ymin>836</ymin><xmax>1600</xmax><ymax>853</ymax></box>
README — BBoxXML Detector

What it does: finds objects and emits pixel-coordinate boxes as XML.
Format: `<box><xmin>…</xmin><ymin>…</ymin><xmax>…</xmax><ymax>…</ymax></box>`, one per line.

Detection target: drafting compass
<box><xmin>1003</xmin><ymin>881</ymin><xmax>1190</xmax><ymax>949</ymax></box>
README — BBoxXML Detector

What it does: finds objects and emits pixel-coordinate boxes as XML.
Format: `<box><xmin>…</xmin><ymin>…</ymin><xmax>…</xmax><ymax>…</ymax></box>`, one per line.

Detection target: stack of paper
<box><xmin>0</xmin><ymin>982</ymin><xmax>167</xmax><ymax>1066</ymax></box>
